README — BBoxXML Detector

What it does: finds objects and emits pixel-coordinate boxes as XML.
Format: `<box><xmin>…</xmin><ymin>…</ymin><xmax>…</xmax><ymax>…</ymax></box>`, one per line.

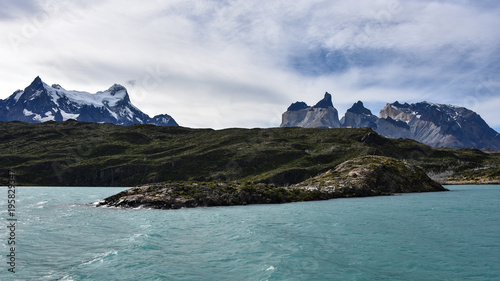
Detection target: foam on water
<box><xmin>0</xmin><ymin>186</ymin><xmax>499</xmax><ymax>280</ymax></box>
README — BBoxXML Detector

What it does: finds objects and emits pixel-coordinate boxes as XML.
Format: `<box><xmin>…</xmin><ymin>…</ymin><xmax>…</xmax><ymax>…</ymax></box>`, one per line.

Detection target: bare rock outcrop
<box><xmin>281</xmin><ymin>92</ymin><xmax>341</xmax><ymax>128</ymax></box>
<box><xmin>282</xmin><ymin>94</ymin><xmax>500</xmax><ymax>150</ymax></box>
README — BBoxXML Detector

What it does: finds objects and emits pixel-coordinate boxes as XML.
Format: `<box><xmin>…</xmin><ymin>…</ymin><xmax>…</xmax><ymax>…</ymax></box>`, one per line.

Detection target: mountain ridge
<box><xmin>281</xmin><ymin>94</ymin><xmax>500</xmax><ymax>150</ymax></box>
<box><xmin>0</xmin><ymin>76</ymin><xmax>178</xmax><ymax>126</ymax></box>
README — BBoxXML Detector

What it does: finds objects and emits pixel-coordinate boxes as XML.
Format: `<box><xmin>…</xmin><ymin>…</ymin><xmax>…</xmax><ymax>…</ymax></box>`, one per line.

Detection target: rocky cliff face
<box><xmin>282</xmin><ymin>94</ymin><xmax>500</xmax><ymax>150</ymax></box>
<box><xmin>341</xmin><ymin>101</ymin><xmax>378</xmax><ymax>129</ymax></box>
<box><xmin>378</xmin><ymin>102</ymin><xmax>500</xmax><ymax>149</ymax></box>
<box><xmin>281</xmin><ymin>92</ymin><xmax>341</xmax><ymax>128</ymax></box>
<box><xmin>341</xmin><ymin>101</ymin><xmax>412</xmax><ymax>139</ymax></box>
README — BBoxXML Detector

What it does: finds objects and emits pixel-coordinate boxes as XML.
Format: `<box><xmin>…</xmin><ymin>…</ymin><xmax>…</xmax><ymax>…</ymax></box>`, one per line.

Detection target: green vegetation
<box><xmin>0</xmin><ymin>120</ymin><xmax>499</xmax><ymax>186</ymax></box>
<box><xmin>98</xmin><ymin>155</ymin><xmax>447</xmax><ymax>209</ymax></box>
<box><xmin>297</xmin><ymin>155</ymin><xmax>446</xmax><ymax>195</ymax></box>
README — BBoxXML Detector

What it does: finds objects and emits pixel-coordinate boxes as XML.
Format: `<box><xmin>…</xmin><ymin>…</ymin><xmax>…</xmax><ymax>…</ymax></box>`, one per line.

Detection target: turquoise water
<box><xmin>1</xmin><ymin>185</ymin><xmax>499</xmax><ymax>280</ymax></box>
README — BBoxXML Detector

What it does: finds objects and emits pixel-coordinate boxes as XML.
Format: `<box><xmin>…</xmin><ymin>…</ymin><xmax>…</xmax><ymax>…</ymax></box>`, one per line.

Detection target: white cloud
<box><xmin>0</xmin><ymin>0</ymin><xmax>498</xmax><ymax>130</ymax></box>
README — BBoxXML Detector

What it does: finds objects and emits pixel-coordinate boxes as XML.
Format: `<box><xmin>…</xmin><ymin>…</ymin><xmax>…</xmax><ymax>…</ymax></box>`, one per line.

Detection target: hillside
<box><xmin>0</xmin><ymin>120</ymin><xmax>499</xmax><ymax>186</ymax></box>
<box><xmin>98</xmin><ymin>156</ymin><xmax>447</xmax><ymax>209</ymax></box>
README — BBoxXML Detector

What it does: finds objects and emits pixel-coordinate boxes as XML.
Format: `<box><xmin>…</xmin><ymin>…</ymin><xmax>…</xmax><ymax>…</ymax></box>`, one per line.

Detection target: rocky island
<box><xmin>97</xmin><ymin>156</ymin><xmax>447</xmax><ymax>209</ymax></box>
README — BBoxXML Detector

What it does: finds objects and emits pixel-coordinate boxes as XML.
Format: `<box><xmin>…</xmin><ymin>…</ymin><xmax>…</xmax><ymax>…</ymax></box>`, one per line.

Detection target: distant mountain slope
<box><xmin>378</xmin><ymin>101</ymin><xmax>500</xmax><ymax>150</ymax></box>
<box><xmin>0</xmin><ymin>76</ymin><xmax>178</xmax><ymax>126</ymax></box>
<box><xmin>282</xmin><ymin>94</ymin><xmax>500</xmax><ymax>150</ymax></box>
<box><xmin>340</xmin><ymin>101</ymin><xmax>378</xmax><ymax>130</ymax></box>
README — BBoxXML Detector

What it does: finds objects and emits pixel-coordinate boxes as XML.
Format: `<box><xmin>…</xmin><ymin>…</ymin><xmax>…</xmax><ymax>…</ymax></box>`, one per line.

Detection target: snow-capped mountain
<box><xmin>0</xmin><ymin>76</ymin><xmax>178</xmax><ymax>126</ymax></box>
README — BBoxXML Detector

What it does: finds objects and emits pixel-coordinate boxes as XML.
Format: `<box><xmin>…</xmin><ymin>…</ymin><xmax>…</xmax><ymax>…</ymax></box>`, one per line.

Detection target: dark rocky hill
<box><xmin>1</xmin><ymin>121</ymin><xmax>499</xmax><ymax>187</ymax></box>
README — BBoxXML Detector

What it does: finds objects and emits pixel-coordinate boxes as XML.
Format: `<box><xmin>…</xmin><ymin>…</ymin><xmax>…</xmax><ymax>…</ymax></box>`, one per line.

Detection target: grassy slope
<box><xmin>0</xmin><ymin>120</ymin><xmax>499</xmax><ymax>186</ymax></box>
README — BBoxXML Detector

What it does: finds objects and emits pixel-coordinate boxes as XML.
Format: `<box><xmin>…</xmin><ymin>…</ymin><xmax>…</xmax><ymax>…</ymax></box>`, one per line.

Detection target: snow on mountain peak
<box><xmin>0</xmin><ymin>76</ymin><xmax>178</xmax><ymax>127</ymax></box>
<box><xmin>12</xmin><ymin>90</ymin><xmax>23</xmax><ymax>102</ymax></box>
<box><xmin>42</xmin><ymin>81</ymin><xmax>128</xmax><ymax>108</ymax></box>
<box><xmin>105</xmin><ymin>84</ymin><xmax>127</xmax><ymax>95</ymax></box>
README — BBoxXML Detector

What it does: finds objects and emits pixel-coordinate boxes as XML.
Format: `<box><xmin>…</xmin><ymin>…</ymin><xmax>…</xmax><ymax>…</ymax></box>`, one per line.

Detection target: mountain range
<box><xmin>2</xmin><ymin>77</ymin><xmax>499</xmax><ymax>150</ymax></box>
<box><xmin>0</xmin><ymin>76</ymin><xmax>178</xmax><ymax>126</ymax></box>
<box><xmin>281</xmin><ymin>93</ymin><xmax>500</xmax><ymax>150</ymax></box>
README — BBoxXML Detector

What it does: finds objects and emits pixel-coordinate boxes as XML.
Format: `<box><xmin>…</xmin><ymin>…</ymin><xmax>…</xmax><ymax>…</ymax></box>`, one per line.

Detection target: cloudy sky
<box><xmin>1</xmin><ymin>0</ymin><xmax>499</xmax><ymax>130</ymax></box>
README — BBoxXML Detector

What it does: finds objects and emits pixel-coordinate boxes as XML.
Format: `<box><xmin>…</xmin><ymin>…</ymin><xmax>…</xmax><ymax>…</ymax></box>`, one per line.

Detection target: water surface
<box><xmin>1</xmin><ymin>185</ymin><xmax>499</xmax><ymax>280</ymax></box>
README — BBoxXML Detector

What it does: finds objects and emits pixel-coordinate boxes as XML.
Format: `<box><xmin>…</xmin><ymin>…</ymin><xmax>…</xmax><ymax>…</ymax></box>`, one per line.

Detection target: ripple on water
<box><xmin>0</xmin><ymin>185</ymin><xmax>499</xmax><ymax>280</ymax></box>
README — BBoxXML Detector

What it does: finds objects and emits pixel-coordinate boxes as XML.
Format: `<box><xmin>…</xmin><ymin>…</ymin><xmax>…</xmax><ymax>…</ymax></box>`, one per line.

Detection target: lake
<box><xmin>1</xmin><ymin>185</ymin><xmax>499</xmax><ymax>280</ymax></box>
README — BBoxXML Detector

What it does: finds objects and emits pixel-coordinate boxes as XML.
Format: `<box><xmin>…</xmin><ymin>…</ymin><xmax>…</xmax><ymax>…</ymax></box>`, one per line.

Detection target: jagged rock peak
<box><xmin>281</xmin><ymin>92</ymin><xmax>340</xmax><ymax>128</ymax></box>
<box><xmin>313</xmin><ymin>92</ymin><xmax>333</xmax><ymax>108</ymax></box>
<box><xmin>30</xmin><ymin>76</ymin><xmax>43</xmax><ymax>88</ymax></box>
<box><xmin>392</xmin><ymin>101</ymin><xmax>406</xmax><ymax>107</ymax></box>
<box><xmin>347</xmin><ymin>101</ymin><xmax>372</xmax><ymax>115</ymax></box>
<box><xmin>287</xmin><ymin>101</ymin><xmax>309</xmax><ymax>111</ymax></box>
<box><xmin>106</xmin><ymin>84</ymin><xmax>127</xmax><ymax>95</ymax></box>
